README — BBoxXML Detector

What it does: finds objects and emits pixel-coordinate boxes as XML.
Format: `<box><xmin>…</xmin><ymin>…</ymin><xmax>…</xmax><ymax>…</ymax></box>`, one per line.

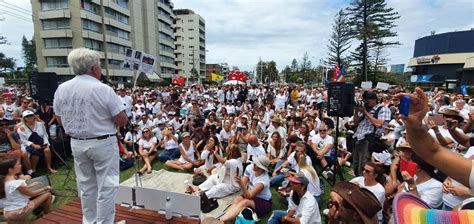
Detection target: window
<box><xmin>108</xmin><ymin>59</ymin><xmax>122</xmax><ymax>65</ymax></box>
<box><xmin>160</xmin><ymin>55</ymin><xmax>174</xmax><ymax>64</ymax></box>
<box><xmin>41</xmin><ymin>0</ymin><xmax>68</xmax><ymax>11</ymax></box>
<box><xmin>84</xmin><ymin>38</ymin><xmax>102</xmax><ymax>51</ymax></box>
<box><xmin>159</xmin><ymin>32</ymin><xmax>174</xmax><ymax>42</ymax></box>
<box><xmin>106</xmin><ymin>25</ymin><xmax>129</xmax><ymax>40</ymax></box>
<box><xmin>114</xmin><ymin>0</ymin><xmax>128</xmax><ymax>8</ymax></box>
<box><xmin>107</xmin><ymin>43</ymin><xmax>127</xmax><ymax>54</ymax></box>
<box><xmin>42</xmin><ymin>18</ymin><xmax>70</xmax><ymax>30</ymax></box>
<box><xmin>44</xmin><ymin>38</ymin><xmax>72</xmax><ymax>48</ymax></box>
<box><xmin>81</xmin><ymin>0</ymin><xmax>99</xmax><ymax>14</ymax></box>
<box><xmin>189</xmin><ymin>37</ymin><xmax>194</xmax><ymax>40</ymax></box>
<box><xmin>188</xmin><ymin>28</ymin><xmax>194</xmax><ymax>31</ymax></box>
<box><xmin>188</xmin><ymin>46</ymin><xmax>194</xmax><ymax>49</ymax></box>
<box><xmin>188</xmin><ymin>19</ymin><xmax>194</xmax><ymax>22</ymax></box>
<box><xmin>46</xmin><ymin>57</ymin><xmax>68</xmax><ymax>67</ymax></box>
<box><xmin>105</xmin><ymin>7</ymin><xmax>129</xmax><ymax>24</ymax></box>
<box><xmin>159</xmin><ymin>44</ymin><xmax>174</xmax><ymax>53</ymax></box>
<box><xmin>82</xmin><ymin>19</ymin><xmax>101</xmax><ymax>33</ymax></box>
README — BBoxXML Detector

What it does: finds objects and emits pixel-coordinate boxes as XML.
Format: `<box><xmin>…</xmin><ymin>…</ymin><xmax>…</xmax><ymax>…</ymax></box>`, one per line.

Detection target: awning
<box><xmin>142</xmin><ymin>71</ymin><xmax>161</xmax><ymax>82</ymax></box>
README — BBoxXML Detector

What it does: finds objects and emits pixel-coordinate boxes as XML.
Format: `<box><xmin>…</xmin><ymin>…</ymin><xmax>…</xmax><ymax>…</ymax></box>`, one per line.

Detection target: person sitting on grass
<box><xmin>0</xmin><ymin>118</ymin><xmax>33</xmax><ymax>176</ymax></box>
<box><xmin>196</xmin><ymin>135</ymin><xmax>223</xmax><ymax>175</ymax></box>
<box><xmin>186</xmin><ymin>144</ymin><xmax>243</xmax><ymax>200</ymax></box>
<box><xmin>271</xmin><ymin>141</ymin><xmax>312</xmax><ymax>186</ymax></box>
<box><xmin>268</xmin><ymin>175</ymin><xmax>321</xmax><ymax>224</ymax></box>
<box><xmin>165</xmin><ymin>132</ymin><xmax>200</xmax><ymax>171</ymax></box>
<box><xmin>157</xmin><ymin>126</ymin><xmax>180</xmax><ymax>162</ymax></box>
<box><xmin>17</xmin><ymin>110</ymin><xmax>57</xmax><ymax>174</ymax></box>
<box><xmin>0</xmin><ymin>158</ymin><xmax>53</xmax><ymax>223</ymax></box>
<box><xmin>137</xmin><ymin>128</ymin><xmax>157</xmax><ymax>175</ymax></box>
<box><xmin>219</xmin><ymin>155</ymin><xmax>272</xmax><ymax>222</ymax></box>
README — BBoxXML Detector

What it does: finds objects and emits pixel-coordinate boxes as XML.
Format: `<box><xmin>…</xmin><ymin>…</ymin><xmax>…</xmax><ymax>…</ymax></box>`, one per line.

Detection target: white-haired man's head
<box><xmin>67</xmin><ymin>48</ymin><xmax>102</xmax><ymax>77</ymax></box>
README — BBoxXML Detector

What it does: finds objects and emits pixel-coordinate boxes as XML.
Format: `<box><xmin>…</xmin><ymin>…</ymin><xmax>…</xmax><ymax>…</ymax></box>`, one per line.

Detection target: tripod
<box><xmin>318</xmin><ymin>116</ymin><xmax>345</xmax><ymax>186</ymax></box>
<box><xmin>51</xmin><ymin>128</ymin><xmax>78</xmax><ymax>196</ymax></box>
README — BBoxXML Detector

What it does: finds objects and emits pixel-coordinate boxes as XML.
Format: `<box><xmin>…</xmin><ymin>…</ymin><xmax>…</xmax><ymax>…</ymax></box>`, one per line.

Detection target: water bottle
<box><xmin>165</xmin><ymin>197</ymin><xmax>172</xmax><ymax>219</ymax></box>
<box><xmin>49</xmin><ymin>124</ymin><xmax>57</xmax><ymax>139</ymax></box>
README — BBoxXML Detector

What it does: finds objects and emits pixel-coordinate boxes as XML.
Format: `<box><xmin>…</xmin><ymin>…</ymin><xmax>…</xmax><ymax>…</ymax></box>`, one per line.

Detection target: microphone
<box><xmin>100</xmin><ymin>74</ymin><xmax>114</xmax><ymax>87</ymax></box>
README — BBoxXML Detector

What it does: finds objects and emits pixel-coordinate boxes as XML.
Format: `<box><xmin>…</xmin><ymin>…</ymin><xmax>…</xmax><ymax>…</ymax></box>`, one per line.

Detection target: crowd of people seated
<box><xmin>1</xmin><ymin>83</ymin><xmax>474</xmax><ymax>223</ymax></box>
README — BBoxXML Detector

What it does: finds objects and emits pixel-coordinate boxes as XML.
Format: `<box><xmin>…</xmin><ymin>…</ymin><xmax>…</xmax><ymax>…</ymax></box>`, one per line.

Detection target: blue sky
<box><xmin>1</xmin><ymin>0</ymin><xmax>473</xmax><ymax>72</ymax></box>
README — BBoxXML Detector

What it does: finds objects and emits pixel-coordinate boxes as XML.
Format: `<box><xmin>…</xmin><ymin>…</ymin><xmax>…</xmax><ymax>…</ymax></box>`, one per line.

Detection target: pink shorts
<box><xmin>3</xmin><ymin>201</ymin><xmax>36</xmax><ymax>221</ymax></box>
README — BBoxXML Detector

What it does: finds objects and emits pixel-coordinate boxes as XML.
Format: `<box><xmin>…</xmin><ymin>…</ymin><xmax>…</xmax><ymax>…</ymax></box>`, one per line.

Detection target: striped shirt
<box><xmin>354</xmin><ymin>104</ymin><xmax>392</xmax><ymax>141</ymax></box>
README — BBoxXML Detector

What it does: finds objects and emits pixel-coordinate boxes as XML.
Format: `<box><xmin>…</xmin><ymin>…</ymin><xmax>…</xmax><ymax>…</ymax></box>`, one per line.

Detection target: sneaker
<box><xmin>115</xmin><ymin>221</ymin><xmax>126</xmax><ymax>224</ymax></box>
<box><xmin>345</xmin><ymin>161</ymin><xmax>351</xmax><ymax>167</ymax></box>
<box><xmin>323</xmin><ymin>209</ymin><xmax>329</xmax><ymax>216</ymax></box>
<box><xmin>326</xmin><ymin>171</ymin><xmax>334</xmax><ymax>180</ymax></box>
<box><xmin>322</xmin><ymin>171</ymin><xmax>329</xmax><ymax>179</ymax></box>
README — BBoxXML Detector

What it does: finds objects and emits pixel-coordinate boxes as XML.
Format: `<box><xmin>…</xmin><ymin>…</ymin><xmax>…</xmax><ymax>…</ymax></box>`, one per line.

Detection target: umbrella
<box><xmin>224</xmin><ymin>80</ymin><xmax>245</xmax><ymax>85</ymax></box>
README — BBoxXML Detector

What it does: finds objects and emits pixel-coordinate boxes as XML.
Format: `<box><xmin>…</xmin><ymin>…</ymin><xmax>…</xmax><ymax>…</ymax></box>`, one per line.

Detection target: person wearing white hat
<box><xmin>17</xmin><ymin>110</ymin><xmax>56</xmax><ymax>174</ymax></box>
<box><xmin>220</xmin><ymin>155</ymin><xmax>272</xmax><ymax>222</ymax></box>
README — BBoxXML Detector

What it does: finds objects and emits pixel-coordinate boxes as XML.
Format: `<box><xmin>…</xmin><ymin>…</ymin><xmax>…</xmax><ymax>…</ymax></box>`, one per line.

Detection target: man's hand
<box><xmin>427</xmin><ymin>120</ymin><xmax>438</xmax><ymax>131</ymax></box>
<box><xmin>395</xmin><ymin>88</ymin><xmax>430</xmax><ymax>127</ymax></box>
<box><xmin>446</xmin><ymin>185</ymin><xmax>472</xmax><ymax>197</ymax></box>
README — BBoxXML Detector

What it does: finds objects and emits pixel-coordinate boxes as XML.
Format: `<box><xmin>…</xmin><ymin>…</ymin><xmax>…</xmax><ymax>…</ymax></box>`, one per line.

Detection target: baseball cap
<box><xmin>22</xmin><ymin>110</ymin><xmax>35</xmax><ymax>117</ymax></box>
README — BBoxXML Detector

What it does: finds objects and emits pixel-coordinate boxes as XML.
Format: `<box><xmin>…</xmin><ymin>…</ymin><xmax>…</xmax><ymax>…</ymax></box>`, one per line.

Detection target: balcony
<box><xmin>38</xmin><ymin>9</ymin><xmax>70</xmax><ymax>19</ymax></box>
<box><xmin>44</xmin><ymin>67</ymin><xmax>73</xmax><ymax>75</ymax></box>
<box><xmin>158</xmin><ymin>2</ymin><xmax>173</xmax><ymax>15</ymax></box>
<box><xmin>82</xmin><ymin>30</ymin><xmax>104</xmax><ymax>41</ymax></box>
<box><xmin>160</xmin><ymin>61</ymin><xmax>177</xmax><ymax>69</ymax></box>
<box><xmin>160</xmin><ymin>50</ymin><xmax>174</xmax><ymax>58</ymax></box>
<box><xmin>42</xmin><ymin>48</ymin><xmax>73</xmax><ymax>57</ymax></box>
<box><xmin>106</xmin><ymin>35</ymin><xmax>132</xmax><ymax>47</ymax></box>
<box><xmin>80</xmin><ymin>11</ymin><xmax>102</xmax><ymax>24</ymax></box>
<box><xmin>158</xmin><ymin>14</ymin><xmax>173</xmax><ymax>26</ymax></box>
<box><xmin>159</xmin><ymin>26</ymin><xmax>173</xmax><ymax>37</ymax></box>
<box><xmin>159</xmin><ymin>39</ymin><xmax>175</xmax><ymax>48</ymax></box>
<box><xmin>103</xmin><ymin>0</ymin><xmax>130</xmax><ymax>16</ymax></box>
<box><xmin>105</xmin><ymin>18</ymin><xmax>132</xmax><ymax>32</ymax></box>
<box><xmin>40</xmin><ymin>29</ymin><xmax>73</xmax><ymax>38</ymax></box>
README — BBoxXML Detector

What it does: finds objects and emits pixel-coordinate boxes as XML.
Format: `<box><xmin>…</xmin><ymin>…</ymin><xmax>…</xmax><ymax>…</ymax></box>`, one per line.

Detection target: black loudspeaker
<box><xmin>28</xmin><ymin>72</ymin><xmax>58</xmax><ymax>103</ymax></box>
<box><xmin>327</xmin><ymin>82</ymin><xmax>355</xmax><ymax>117</ymax></box>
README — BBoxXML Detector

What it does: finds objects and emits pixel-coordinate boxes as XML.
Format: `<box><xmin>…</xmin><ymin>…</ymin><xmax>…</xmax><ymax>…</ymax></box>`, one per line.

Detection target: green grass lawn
<box><xmin>39</xmin><ymin>155</ymin><xmax>352</xmax><ymax>223</ymax></box>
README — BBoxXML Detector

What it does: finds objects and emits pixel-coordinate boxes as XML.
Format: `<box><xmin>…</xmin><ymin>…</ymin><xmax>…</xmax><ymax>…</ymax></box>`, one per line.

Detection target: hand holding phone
<box><xmin>399</xmin><ymin>95</ymin><xmax>410</xmax><ymax>117</ymax></box>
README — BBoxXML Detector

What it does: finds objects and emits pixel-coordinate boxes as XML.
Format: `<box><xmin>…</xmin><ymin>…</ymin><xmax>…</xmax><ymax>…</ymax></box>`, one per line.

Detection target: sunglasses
<box><xmin>143</xmin><ymin>130</ymin><xmax>150</xmax><ymax>133</ymax></box>
<box><xmin>363</xmin><ymin>168</ymin><xmax>374</xmax><ymax>174</ymax></box>
<box><xmin>320</xmin><ymin>129</ymin><xmax>327</xmax><ymax>132</ymax></box>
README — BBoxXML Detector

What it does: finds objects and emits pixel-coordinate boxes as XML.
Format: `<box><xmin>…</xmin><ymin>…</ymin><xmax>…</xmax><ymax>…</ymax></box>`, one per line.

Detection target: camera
<box><xmin>354</xmin><ymin>100</ymin><xmax>366</xmax><ymax>108</ymax></box>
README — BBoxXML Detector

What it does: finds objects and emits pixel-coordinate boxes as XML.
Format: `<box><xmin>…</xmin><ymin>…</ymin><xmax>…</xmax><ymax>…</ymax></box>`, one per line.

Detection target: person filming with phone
<box><xmin>352</xmin><ymin>92</ymin><xmax>391</xmax><ymax>176</ymax></box>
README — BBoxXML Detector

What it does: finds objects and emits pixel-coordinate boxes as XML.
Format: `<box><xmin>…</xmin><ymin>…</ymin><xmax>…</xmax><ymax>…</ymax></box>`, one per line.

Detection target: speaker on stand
<box><xmin>319</xmin><ymin>82</ymin><xmax>355</xmax><ymax>185</ymax></box>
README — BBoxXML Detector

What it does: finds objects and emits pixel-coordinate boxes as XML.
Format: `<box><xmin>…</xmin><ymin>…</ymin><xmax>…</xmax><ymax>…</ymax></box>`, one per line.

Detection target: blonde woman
<box><xmin>297</xmin><ymin>153</ymin><xmax>322</xmax><ymax>202</ymax></box>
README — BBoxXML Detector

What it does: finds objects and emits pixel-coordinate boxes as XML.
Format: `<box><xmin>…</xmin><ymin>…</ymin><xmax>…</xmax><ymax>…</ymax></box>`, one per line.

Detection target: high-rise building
<box><xmin>390</xmin><ymin>64</ymin><xmax>405</xmax><ymax>74</ymax></box>
<box><xmin>130</xmin><ymin>0</ymin><xmax>176</xmax><ymax>79</ymax></box>
<box><xmin>174</xmin><ymin>9</ymin><xmax>205</xmax><ymax>82</ymax></box>
<box><xmin>31</xmin><ymin>0</ymin><xmax>176</xmax><ymax>82</ymax></box>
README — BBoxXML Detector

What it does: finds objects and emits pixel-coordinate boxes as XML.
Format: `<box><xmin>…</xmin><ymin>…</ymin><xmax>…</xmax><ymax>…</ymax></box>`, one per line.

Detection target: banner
<box><xmin>361</xmin><ymin>81</ymin><xmax>373</xmax><ymax>89</ymax></box>
<box><xmin>138</xmin><ymin>53</ymin><xmax>156</xmax><ymax>74</ymax></box>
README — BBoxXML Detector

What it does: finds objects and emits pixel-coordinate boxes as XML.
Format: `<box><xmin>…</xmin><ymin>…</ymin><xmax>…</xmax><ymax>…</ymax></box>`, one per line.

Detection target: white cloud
<box><xmin>0</xmin><ymin>0</ymin><xmax>473</xmax><ymax>72</ymax></box>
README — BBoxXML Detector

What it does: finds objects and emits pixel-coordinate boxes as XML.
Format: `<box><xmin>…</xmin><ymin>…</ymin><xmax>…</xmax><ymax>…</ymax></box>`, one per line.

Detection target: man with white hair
<box><xmin>53</xmin><ymin>48</ymin><xmax>128</xmax><ymax>224</ymax></box>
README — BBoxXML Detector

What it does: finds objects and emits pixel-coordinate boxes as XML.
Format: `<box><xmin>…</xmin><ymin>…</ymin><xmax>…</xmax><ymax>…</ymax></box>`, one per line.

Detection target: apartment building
<box><xmin>130</xmin><ymin>0</ymin><xmax>176</xmax><ymax>79</ymax></box>
<box><xmin>32</xmin><ymin>0</ymin><xmax>176</xmax><ymax>82</ymax></box>
<box><xmin>174</xmin><ymin>9</ymin><xmax>205</xmax><ymax>82</ymax></box>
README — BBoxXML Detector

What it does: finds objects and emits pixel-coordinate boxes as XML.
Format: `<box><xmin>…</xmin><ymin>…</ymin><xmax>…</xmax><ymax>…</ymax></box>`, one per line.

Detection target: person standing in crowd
<box><xmin>118</xmin><ymin>88</ymin><xmax>133</xmax><ymax>120</ymax></box>
<box><xmin>53</xmin><ymin>48</ymin><xmax>128</xmax><ymax>224</ymax></box>
<box><xmin>352</xmin><ymin>92</ymin><xmax>391</xmax><ymax>176</ymax></box>
<box><xmin>2</xmin><ymin>94</ymin><xmax>17</xmax><ymax>125</ymax></box>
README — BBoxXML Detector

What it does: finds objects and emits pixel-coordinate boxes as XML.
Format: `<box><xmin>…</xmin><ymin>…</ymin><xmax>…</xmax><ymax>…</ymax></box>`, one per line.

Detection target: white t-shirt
<box><xmin>301</xmin><ymin>168</ymin><xmax>322</xmax><ymax>197</ymax></box>
<box><xmin>163</xmin><ymin>134</ymin><xmax>179</xmax><ymax>150</ymax></box>
<box><xmin>53</xmin><ymin>75</ymin><xmax>125</xmax><ymax>138</ymax></box>
<box><xmin>124</xmin><ymin>131</ymin><xmax>140</xmax><ymax>143</ymax></box>
<box><xmin>219</xmin><ymin>129</ymin><xmax>235</xmax><ymax>143</ymax></box>
<box><xmin>246</xmin><ymin>144</ymin><xmax>266</xmax><ymax>161</ymax></box>
<box><xmin>138</xmin><ymin>137</ymin><xmax>157</xmax><ymax>150</ymax></box>
<box><xmin>119</xmin><ymin>95</ymin><xmax>133</xmax><ymax>117</ymax></box>
<box><xmin>244</xmin><ymin>164</ymin><xmax>272</xmax><ymax>200</ymax></box>
<box><xmin>442</xmin><ymin>147</ymin><xmax>474</xmax><ymax>208</ymax></box>
<box><xmin>287</xmin><ymin>152</ymin><xmax>312</xmax><ymax>173</ymax></box>
<box><xmin>221</xmin><ymin>159</ymin><xmax>243</xmax><ymax>188</ymax></box>
<box><xmin>350</xmin><ymin>176</ymin><xmax>385</xmax><ymax>222</ymax></box>
<box><xmin>310</xmin><ymin>134</ymin><xmax>334</xmax><ymax>157</ymax></box>
<box><xmin>178</xmin><ymin>142</ymin><xmax>196</xmax><ymax>164</ymax></box>
<box><xmin>288</xmin><ymin>190</ymin><xmax>321</xmax><ymax>224</ymax></box>
<box><xmin>138</xmin><ymin>119</ymin><xmax>154</xmax><ymax>131</ymax></box>
<box><xmin>201</xmin><ymin>149</ymin><xmax>215</xmax><ymax>169</ymax></box>
<box><xmin>4</xmin><ymin>179</ymin><xmax>29</xmax><ymax>212</ymax></box>
<box><xmin>2</xmin><ymin>103</ymin><xmax>16</xmax><ymax>121</ymax></box>
<box><xmin>404</xmin><ymin>177</ymin><xmax>443</xmax><ymax>208</ymax></box>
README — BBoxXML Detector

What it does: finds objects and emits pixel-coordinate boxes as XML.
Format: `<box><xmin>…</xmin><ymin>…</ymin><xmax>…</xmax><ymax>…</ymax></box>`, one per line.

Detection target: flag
<box><xmin>211</xmin><ymin>73</ymin><xmax>224</xmax><ymax>81</ymax></box>
<box><xmin>336</xmin><ymin>69</ymin><xmax>346</xmax><ymax>82</ymax></box>
<box><xmin>333</xmin><ymin>64</ymin><xmax>341</xmax><ymax>81</ymax></box>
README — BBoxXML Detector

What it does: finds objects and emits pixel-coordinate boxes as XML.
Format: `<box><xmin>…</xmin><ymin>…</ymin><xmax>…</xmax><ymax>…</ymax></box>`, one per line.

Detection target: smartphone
<box><xmin>399</xmin><ymin>96</ymin><xmax>410</xmax><ymax>117</ymax></box>
<box><xmin>447</xmin><ymin>120</ymin><xmax>453</xmax><ymax>129</ymax></box>
<box><xmin>235</xmin><ymin>167</ymin><xmax>240</xmax><ymax>177</ymax></box>
<box><xmin>400</xmin><ymin>159</ymin><xmax>417</xmax><ymax>177</ymax></box>
<box><xmin>236</xmin><ymin>127</ymin><xmax>242</xmax><ymax>132</ymax></box>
